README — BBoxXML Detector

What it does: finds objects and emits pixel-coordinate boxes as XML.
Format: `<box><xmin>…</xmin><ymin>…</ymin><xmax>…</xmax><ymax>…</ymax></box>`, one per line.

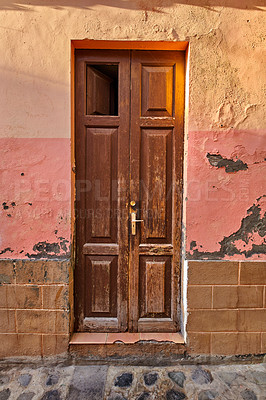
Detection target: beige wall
<box><xmin>0</xmin><ymin>1</ymin><xmax>265</xmax><ymax>139</ymax></box>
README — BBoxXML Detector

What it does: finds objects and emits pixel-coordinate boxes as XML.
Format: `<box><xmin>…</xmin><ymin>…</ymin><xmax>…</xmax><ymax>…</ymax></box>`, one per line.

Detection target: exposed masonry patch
<box><xmin>206</xmin><ymin>153</ymin><xmax>248</xmax><ymax>173</ymax></box>
<box><xmin>57</xmin><ymin>237</ymin><xmax>69</xmax><ymax>253</ymax></box>
<box><xmin>2</xmin><ymin>201</ymin><xmax>16</xmax><ymax>210</ymax></box>
<box><xmin>190</xmin><ymin>240</ymin><xmax>197</xmax><ymax>250</ymax></box>
<box><xmin>0</xmin><ymin>247</ymin><xmax>14</xmax><ymax>255</ymax></box>
<box><xmin>188</xmin><ymin>195</ymin><xmax>266</xmax><ymax>259</ymax></box>
<box><xmin>2</xmin><ymin>202</ymin><xmax>9</xmax><ymax>210</ymax></box>
<box><xmin>25</xmin><ymin>239</ymin><xmax>70</xmax><ymax>259</ymax></box>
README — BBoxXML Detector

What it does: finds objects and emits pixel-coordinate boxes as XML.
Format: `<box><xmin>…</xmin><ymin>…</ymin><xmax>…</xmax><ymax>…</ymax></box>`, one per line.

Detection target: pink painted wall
<box><xmin>0</xmin><ymin>138</ymin><xmax>71</xmax><ymax>259</ymax></box>
<box><xmin>1</xmin><ymin>131</ymin><xmax>265</xmax><ymax>261</ymax></box>
<box><xmin>0</xmin><ymin>1</ymin><xmax>265</xmax><ymax>261</ymax></box>
<box><xmin>186</xmin><ymin>130</ymin><xmax>266</xmax><ymax>260</ymax></box>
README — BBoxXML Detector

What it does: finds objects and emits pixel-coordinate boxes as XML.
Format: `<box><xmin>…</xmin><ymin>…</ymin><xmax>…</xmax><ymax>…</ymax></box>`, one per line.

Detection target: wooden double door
<box><xmin>75</xmin><ymin>49</ymin><xmax>185</xmax><ymax>333</ymax></box>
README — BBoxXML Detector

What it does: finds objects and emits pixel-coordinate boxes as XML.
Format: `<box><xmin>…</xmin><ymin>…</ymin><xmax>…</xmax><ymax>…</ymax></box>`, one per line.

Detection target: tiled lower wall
<box><xmin>1</xmin><ymin>259</ymin><xmax>265</xmax><ymax>357</ymax></box>
<box><xmin>187</xmin><ymin>261</ymin><xmax>266</xmax><ymax>355</ymax></box>
<box><xmin>0</xmin><ymin>259</ymin><xmax>71</xmax><ymax>357</ymax></box>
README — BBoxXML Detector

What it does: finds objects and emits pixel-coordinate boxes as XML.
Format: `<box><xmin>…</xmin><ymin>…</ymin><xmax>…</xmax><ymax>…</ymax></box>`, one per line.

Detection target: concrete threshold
<box><xmin>69</xmin><ymin>332</ymin><xmax>185</xmax><ymax>345</ymax></box>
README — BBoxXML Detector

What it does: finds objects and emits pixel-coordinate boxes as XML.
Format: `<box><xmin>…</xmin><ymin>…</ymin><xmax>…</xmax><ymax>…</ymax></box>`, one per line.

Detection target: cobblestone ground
<box><xmin>0</xmin><ymin>362</ymin><xmax>265</xmax><ymax>400</ymax></box>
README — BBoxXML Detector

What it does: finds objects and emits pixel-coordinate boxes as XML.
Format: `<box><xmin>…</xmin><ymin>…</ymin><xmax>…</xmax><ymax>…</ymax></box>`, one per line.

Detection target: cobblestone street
<box><xmin>0</xmin><ymin>360</ymin><xmax>265</xmax><ymax>400</ymax></box>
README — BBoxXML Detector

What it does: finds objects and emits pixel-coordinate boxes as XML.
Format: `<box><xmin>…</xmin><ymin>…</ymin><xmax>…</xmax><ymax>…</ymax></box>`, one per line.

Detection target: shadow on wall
<box><xmin>0</xmin><ymin>0</ymin><xmax>265</xmax><ymax>11</ymax></box>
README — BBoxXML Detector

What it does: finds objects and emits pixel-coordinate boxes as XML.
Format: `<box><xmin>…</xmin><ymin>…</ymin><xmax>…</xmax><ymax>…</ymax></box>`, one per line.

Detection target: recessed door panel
<box><xmin>140</xmin><ymin>128</ymin><xmax>172</xmax><ymax>242</ymax></box>
<box><xmin>86</xmin><ymin>255</ymin><xmax>117</xmax><ymax>316</ymax></box>
<box><xmin>86</xmin><ymin>127</ymin><xmax>118</xmax><ymax>241</ymax></box>
<box><xmin>141</xmin><ymin>65</ymin><xmax>174</xmax><ymax>116</ymax></box>
<box><xmin>139</xmin><ymin>257</ymin><xmax>171</xmax><ymax>318</ymax></box>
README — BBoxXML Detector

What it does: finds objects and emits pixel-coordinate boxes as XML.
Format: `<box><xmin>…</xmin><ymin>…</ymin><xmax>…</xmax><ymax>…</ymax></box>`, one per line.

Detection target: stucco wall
<box><xmin>0</xmin><ymin>0</ymin><xmax>265</xmax><ymax>259</ymax></box>
<box><xmin>0</xmin><ymin>1</ymin><xmax>265</xmax><ymax>357</ymax></box>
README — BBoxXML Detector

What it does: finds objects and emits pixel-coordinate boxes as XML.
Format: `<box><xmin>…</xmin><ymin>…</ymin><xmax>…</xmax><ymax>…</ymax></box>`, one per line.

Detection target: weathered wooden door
<box><xmin>75</xmin><ymin>49</ymin><xmax>185</xmax><ymax>333</ymax></box>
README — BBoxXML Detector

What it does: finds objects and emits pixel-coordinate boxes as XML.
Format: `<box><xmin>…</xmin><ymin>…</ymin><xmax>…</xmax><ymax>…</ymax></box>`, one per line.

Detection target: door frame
<box><xmin>71</xmin><ymin>40</ymin><xmax>189</xmax><ymax>336</ymax></box>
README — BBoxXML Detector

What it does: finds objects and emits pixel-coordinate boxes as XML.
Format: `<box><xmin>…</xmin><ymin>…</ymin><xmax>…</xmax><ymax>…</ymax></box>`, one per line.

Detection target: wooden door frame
<box><xmin>71</xmin><ymin>40</ymin><xmax>189</xmax><ymax>336</ymax></box>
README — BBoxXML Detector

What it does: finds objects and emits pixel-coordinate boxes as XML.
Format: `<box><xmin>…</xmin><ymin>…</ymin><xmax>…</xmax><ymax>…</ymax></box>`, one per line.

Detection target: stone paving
<box><xmin>0</xmin><ymin>361</ymin><xmax>265</xmax><ymax>400</ymax></box>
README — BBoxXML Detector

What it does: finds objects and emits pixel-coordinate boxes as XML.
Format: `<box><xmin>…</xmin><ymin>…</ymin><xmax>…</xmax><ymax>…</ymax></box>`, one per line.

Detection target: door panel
<box><xmin>129</xmin><ymin>51</ymin><xmax>185</xmax><ymax>332</ymax></box>
<box><xmin>140</xmin><ymin>128</ymin><xmax>172</xmax><ymax>242</ymax></box>
<box><xmin>139</xmin><ymin>257</ymin><xmax>171</xmax><ymax>318</ymax></box>
<box><xmin>141</xmin><ymin>65</ymin><xmax>174</xmax><ymax>117</ymax></box>
<box><xmin>75</xmin><ymin>49</ymin><xmax>185</xmax><ymax>333</ymax></box>
<box><xmin>86</xmin><ymin>127</ymin><xmax>118</xmax><ymax>241</ymax></box>
<box><xmin>75</xmin><ymin>50</ymin><xmax>130</xmax><ymax>332</ymax></box>
<box><xmin>86</xmin><ymin>255</ymin><xmax>117</xmax><ymax>316</ymax></box>
<box><xmin>86</xmin><ymin>66</ymin><xmax>112</xmax><ymax>115</ymax></box>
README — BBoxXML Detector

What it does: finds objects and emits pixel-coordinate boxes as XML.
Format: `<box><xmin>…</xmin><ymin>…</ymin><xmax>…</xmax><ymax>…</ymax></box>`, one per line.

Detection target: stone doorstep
<box><xmin>69</xmin><ymin>332</ymin><xmax>187</xmax><ymax>360</ymax></box>
<box><xmin>70</xmin><ymin>332</ymin><xmax>185</xmax><ymax>345</ymax></box>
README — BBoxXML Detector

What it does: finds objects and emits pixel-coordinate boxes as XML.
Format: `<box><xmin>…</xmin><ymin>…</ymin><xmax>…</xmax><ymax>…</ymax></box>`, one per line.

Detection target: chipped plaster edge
<box><xmin>180</xmin><ymin>44</ymin><xmax>190</xmax><ymax>344</ymax></box>
<box><xmin>181</xmin><ymin>259</ymin><xmax>188</xmax><ymax>344</ymax></box>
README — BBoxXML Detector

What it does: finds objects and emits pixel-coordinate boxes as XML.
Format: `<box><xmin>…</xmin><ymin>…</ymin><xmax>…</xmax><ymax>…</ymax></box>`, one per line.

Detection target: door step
<box><xmin>70</xmin><ymin>332</ymin><xmax>185</xmax><ymax>345</ymax></box>
<box><xmin>69</xmin><ymin>333</ymin><xmax>186</xmax><ymax>363</ymax></box>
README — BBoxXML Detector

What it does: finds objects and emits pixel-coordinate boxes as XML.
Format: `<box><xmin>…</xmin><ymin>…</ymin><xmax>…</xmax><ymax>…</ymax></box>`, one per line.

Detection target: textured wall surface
<box><xmin>186</xmin><ymin>130</ymin><xmax>266</xmax><ymax>259</ymax></box>
<box><xmin>0</xmin><ymin>1</ymin><xmax>265</xmax><ymax>357</ymax></box>
<box><xmin>0</xmin><ymin>139</ymin><xmax>71</xmax><ymax>259</ymax></box>
<box><xmin>187</xmin><ymin>261</ymin><xmax>266</xmax><ymax>354</ymax></box>
<box><xmin>0</xmin><ymin>1</ymin><xmax>265</xmax><ymax>259</ymax></box>
<box><xmin>0</xmin><ymin>259</ymin><xmax>71</xmax><ymax>357</ymax></box>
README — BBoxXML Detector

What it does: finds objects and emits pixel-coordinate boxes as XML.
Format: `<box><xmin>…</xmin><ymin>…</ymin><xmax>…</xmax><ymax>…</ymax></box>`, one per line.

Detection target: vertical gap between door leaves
<box><xmin>128</xmin><ymin>50</ymin><xmax>132</xmax><ymax>332</ymax></box>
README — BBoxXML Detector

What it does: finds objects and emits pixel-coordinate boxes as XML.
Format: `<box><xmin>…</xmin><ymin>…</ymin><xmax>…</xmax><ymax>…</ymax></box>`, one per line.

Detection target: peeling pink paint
<box><xmin>186</xmin><ymin>130</ymin><xmax>266</xmax><ymax>260</ymax></box>
<box><xmin>0</xmin><ymin>138</ymin><xmax>71</xmax><ymax>259</ymax></box>
<box><xmin>1</xmin><ymin>130</ymin><xmax>265</xmax><ymax>260</ymax></box>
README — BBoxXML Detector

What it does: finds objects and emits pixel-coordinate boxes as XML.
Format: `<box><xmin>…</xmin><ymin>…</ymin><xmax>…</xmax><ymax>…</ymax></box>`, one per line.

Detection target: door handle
<box><xmin>131</xmin><ymin>211</ymin><xmax>143</xmax><ymax>235</ymax></box>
